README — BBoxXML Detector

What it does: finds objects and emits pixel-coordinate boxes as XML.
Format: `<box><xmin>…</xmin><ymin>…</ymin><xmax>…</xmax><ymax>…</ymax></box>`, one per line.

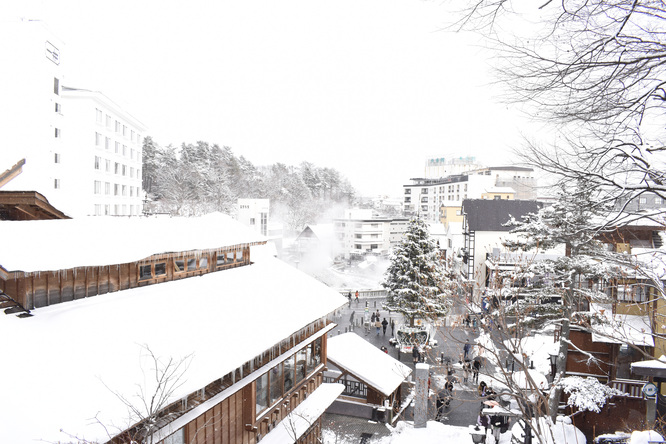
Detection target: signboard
<box><xmin>642</xmin><ymin>382</ymin><xmax>658</xmax><ymax>398</ymax></box>
<box><xmin>45</xmin><ymin>41</ymin><xmax>60</xmax><ymax>65</ymax></box>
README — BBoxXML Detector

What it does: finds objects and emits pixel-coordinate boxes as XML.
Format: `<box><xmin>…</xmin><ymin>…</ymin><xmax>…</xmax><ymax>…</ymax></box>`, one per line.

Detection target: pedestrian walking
<box><xmin>375</xmin><ymin>310</ymin><xmax>380</xmax><ymax>320</ymax></box>
<box><xmin>347</xmin><ymin>291</ymin><xmax>352</xmax><ymax>307</ymax></box>
<box><xmin>463</xmin><ymin>341</ymin><xmax>471</xmax><ymax>360</ymax></box>
<box><xmin>371</xmin><ymin>312</ymin><xmax>376</xmax><ymax>323</ymax></box>
<box><xmin>477</xmin><ymin>407</ymin><xmax>491</xmax><ymax>432</ymax></box>
<box><xmin>355</xmin><ymin>290</ymin><xmax>359</xmax><ymax>303</ymax></box>
<box><xmin>472</xmin><ymin>357</ymin><xmax>481</xmax><ymax>383</ymax></box>
<box><xmin>375</xmin><ymin>319</ymin><xmax>381</xmax><ymax>335</ymax></box>
<box><xmin>390</xmin><ymin>318</ymin><xmax>395</xmax><ymax>336</ymax></box>
<box><xmin>381</xmin><ymin>318</ymin><xmax>388</xmax><ymax>335</ymax></box>
<box><xmin>462</xmin><ymin>360</ymin><xmax>471</xmax><ymax>384</ymax></box>
<box><xmin>349</xmin><ymin>311</ymin><xmax>355</xmax><ymax>330</ymax></box>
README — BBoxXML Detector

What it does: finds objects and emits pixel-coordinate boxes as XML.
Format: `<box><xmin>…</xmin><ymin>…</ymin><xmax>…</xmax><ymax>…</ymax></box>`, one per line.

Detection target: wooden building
<box><xmin>0</xmin><ymin>213</ymin><xmax>347</xmax><ymax>443</ymax></box>
<box><xmin>324</xmin><ymin>332</ymin><xmax>411</xmax><ymax>423</ymax></box>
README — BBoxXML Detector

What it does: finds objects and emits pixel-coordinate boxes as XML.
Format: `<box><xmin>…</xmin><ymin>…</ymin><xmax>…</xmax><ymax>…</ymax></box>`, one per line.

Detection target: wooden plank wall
<box><xmin>184</xmin><ymin>391</ymin><xmax>251</xmax><ymax>444</ymax></box>
<box><xmin>3</xmin><ymin>246</ymin><xmax>251</xmax><ymax>310</ymax></box>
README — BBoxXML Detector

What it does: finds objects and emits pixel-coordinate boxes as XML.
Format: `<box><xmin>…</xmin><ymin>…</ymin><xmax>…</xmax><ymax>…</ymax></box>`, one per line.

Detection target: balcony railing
<box><xmin>610</xmin><ymin>379</ymin><xmax>645</xmax><ymax>398</ymax></box>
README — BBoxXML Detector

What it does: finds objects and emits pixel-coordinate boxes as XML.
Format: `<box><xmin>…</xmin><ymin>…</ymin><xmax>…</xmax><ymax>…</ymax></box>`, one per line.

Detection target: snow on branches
<box><xmin>557</xmin><ymin>376</ymin><xmax>624</xmax><ymax>414</ymax></box>
<box><xmin>382</xmin><ymin>218</ymin><xmax>451</xmax><ymax>326</ymax></box>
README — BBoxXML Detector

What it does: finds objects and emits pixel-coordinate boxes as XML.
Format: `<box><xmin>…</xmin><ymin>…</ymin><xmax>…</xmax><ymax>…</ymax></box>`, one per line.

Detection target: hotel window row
<box><xmin>93</xmin><ymin>204</ymin><xmax>142</xmax><ymax>216</ymax></box>
<box><xmin>95</xmin><ymin>108</ymin><xmax>142</xmax><ymax>144</ymax></box>
<box><xmin>94</xmin><ymin>133</ymin><xmax>141</xmax><ymax>162</ymax></box>
<box><xmin>94</xmin><ymin>155</ymin><xmax>141</xmax><ymax>179</ymax></box>
<box><xmin>93</xmin><ymin>181</ymin><xmax>140</xmax><ymax>197</ymax></box>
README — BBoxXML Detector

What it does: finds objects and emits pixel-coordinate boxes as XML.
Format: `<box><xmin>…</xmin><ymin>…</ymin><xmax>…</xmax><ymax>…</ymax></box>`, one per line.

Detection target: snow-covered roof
<box><xmin>0</xmin><ymin>212</ymin><xmax>264</xmax><ymax>272</ymax></box>
<box><xmin>0</xmin><ymin>244</ymin><xmax>347</xmax><ymax>443</ymax></box>
<box><xmin>591</xmin><ymin>305</ymin><xmax>654</xmax><ymax>347</ymax></box>
<box><xmin>260</xmin><ymin>383</ymin><xmax>344</xmax><ymax>444</ymax></box>
<box><xmin>327</xmin><ymin>332</ymin><xmax>411</xmax><ymax>396</ymax></box>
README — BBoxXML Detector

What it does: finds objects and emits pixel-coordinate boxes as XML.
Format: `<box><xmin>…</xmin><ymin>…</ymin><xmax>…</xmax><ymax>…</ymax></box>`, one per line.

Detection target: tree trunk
<box><xmin>549</xmin><ymin>307</ymin><xmax>571</xmax><ymax>420</ymax></box>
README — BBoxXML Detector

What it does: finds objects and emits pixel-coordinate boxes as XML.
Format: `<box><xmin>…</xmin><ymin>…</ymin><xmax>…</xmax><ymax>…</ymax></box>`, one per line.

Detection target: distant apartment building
<box><xmin>334</xmin><ymin>209</ymin><xmax>408</xmax><ymax>259</ymax></box>
<box><xmin>402</xmin><ymin>166</ymin><xmax>536</xmax><ymax>222</ymax></box>
<box><xmin>0</xmin><ymin>19</ymin><xmax>146</xmax><ymax>217</ymax></box>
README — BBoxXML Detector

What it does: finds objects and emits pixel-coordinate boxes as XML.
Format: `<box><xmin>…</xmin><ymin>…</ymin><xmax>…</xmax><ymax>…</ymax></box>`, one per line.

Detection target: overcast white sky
<box><xmin>3</xmin><ymin>0</ymin><xmax>534</xmax><ymax>196</ymax></box>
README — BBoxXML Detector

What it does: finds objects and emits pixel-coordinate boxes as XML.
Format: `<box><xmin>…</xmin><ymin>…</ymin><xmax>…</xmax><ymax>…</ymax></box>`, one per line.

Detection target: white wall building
<box><xmin>0</xmin><ymin>19</ymin><xmax>146</xmax><ymax>217</ymax></box>
<box><xmin>402</xmin><ymin>166</ymin><xmax>537</xmax><ymax>222</ymax></box>
<box><xmin>61</xmin><ymin>87</ymin><xmax>145</xmax><ymax>217</ymax></box>
<box><xmin>0</xmin><ymin>20</ymin><xmax>66</xmax><ymax>199</ymax></box>
<box><xmin>237</xmin><ymin>198</ymin><xmax>270</xmax><ymax>236</ymax></box>
<box><xmin>334</xmin><ymin>209</ymin><xmax>409</xmax><ymax>259</ymax></box>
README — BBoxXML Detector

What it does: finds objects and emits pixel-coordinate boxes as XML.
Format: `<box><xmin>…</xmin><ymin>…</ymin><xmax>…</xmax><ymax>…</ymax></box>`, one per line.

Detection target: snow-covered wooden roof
<box><xmin>327</xmin><ymin>332</ymin><xmax>411</xmax><ymax>396</ymax></box>
<box><xmin>0</xmin><ymin>243</ymin><xmax>347</xmax><ymax>443</ymax></box>
<box><xmin>0</xmin><ymin>212</ymin><xmax>264</xmax><ymax>272</ymax></box>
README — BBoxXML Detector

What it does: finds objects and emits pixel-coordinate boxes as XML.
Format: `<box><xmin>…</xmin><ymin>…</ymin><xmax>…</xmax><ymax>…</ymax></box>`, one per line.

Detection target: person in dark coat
<box><xmin>463</xmin><ymin>341</ymin><xmax>471</xmax><ymax>360</ymax></box>
<box><xmin>381</xmin><ymin>318</ymin><xmax>388</xmax><ymax>335</ymax></box>
<box><xmin>412</xmin><ymin>346</ymin><xmax>421</xmax><ymax>364</ymax></box>
<box><xmin>349</xmin><ymin>311</ymin><xmax>355</xmax><ymax>330</ymax></box>
<box><xmin>371</xmin><ymin>312</ymin><xmax>376</xmax><ymax>323</ymax></box>
<box><xmin>435</xmin><ymin>383</ymin><xmax>452</xmax><ymax>420</ymax></box>
<box><xmin>472</xmin><ymin>357</ymin><xmax>481</xmax><ymax>383</ymax></box>
<box><xmin>390</xmin><ymin>318</ymin><xmax>395</xmax><ymax>336</ymax></box>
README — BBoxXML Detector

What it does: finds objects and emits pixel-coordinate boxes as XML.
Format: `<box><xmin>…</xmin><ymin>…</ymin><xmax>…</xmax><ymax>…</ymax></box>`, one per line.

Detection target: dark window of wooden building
<box><xmin>284</xmin><ymin>356</ymin><xmax>295</xmax><ymax>393</ymax></box>
<box><xmin>269</xmin><ymin>364</ymin><xmax>283</xmax><ymax>405</ymax></box>
<box><xmin>256</xmin><ymin>373</ymin><xmax>269</xmax><ymax>415</ymax></box>
<box><xmin>295</xmin><ymin>349</ymin><xmax>307</xmax><ymax>385</ymax></box>
<box><xmin>154</xmin><ymin>262</ymin><xmax>166</xmax><ymax>276</ymax></box>
<box><xmin>139</xmin><ymin>265</ymin><xmax>152</xmax><ymax>280</ymax></box>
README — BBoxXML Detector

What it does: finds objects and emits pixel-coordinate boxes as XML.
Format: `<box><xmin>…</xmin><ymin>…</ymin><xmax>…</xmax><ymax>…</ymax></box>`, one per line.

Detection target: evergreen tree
<box><xmin>503</xmin><ymin>180</ymin><xmax>626</xmax><ymax>420</ymax></box>
<box><xmin>382</xmin><ymin>218</ymin><xmax>450</xmax><ymax>327</ymax></box>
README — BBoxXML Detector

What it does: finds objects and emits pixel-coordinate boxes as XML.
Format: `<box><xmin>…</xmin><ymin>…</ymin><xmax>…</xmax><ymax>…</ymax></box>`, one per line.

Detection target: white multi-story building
<box><xmin>0</xmin><ymin>19</ymin><xmax>146</xmax><ymax>217</ymax></box>
<box><xmin>403</xmin><ymin>166</ymin><xmax>537</xmax><ymax>222</ymax></box>
<box><xmin>61</xmin><ymin>87</ymin><xmax>145</xmax><ymax>216</ymax></box>
<box><xmin>334</xmin><ymin>209</ymin><xmax>409</xmax><ymax>259</ymax></box>
<box><xmin>0</xmin><ymin>20</ymin><xmax>66</xmax><ymax>200</ymax></box>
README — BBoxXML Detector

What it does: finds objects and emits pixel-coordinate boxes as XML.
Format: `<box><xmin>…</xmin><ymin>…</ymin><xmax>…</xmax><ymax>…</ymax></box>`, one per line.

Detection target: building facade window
<box><xmin>54</xmin><ymin>153</ymin><xmax>60</xmax><ymax>163</ymax></box>
<box><xmin>54</xmin><ymin>128</ymin><xmax>60</xmax><ymax>138</ymax></box>
<box><xmin>94</xmin><ymin>156</ymin><xmax>100</xmax><ymax>169</ymax></box>
<box><xmin>96</xmin><ymin>108</ymin><xmax>103</xmax><ymax>123</ymax></box>
<box><xmin>94</xmin><ymin>180</ymin><xmax>101</xmax><ymax>194</ymax></box>
<box><xmin>53</xmin><ymin>77</ymin><xmax>60</xmax><ymax>95</ymax></box>
<box><xmin>54</xmin><ymin>178</ymin><xmax>60</xmax><ymax>189</ymax></box>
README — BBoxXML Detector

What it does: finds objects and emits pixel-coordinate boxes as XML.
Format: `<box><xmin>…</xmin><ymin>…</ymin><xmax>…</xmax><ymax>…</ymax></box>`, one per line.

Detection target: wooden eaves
<box><xmin>0</xmin><ymin>190</ymin><xmax>69</xmax><ymax>220</ymax></box>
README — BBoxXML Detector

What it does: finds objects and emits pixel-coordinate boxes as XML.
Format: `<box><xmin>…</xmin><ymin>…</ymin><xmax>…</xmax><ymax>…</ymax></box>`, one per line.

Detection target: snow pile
<box><xmin>630</xmin><ymin>430</ymin><xmax>664</xmax><ymax>444</ymax></box>
<box><xmin>0</xmin><ymin>242</ymin><xmax>347</xmax><ymax>443</ymax></box>
<box><xmin>387</xmin><ymin>421</ymin><xmax>478</xmax><ymax>444</ymax></box>
<box><xmin>512</xmin><ymin>416</ymin><xmax>586</xmax><ymax>444</ymax></box>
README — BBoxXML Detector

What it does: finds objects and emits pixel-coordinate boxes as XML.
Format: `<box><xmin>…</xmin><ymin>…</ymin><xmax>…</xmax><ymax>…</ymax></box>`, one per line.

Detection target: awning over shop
<box><xmin>631</xmin><ymin>356</ymin><xmax>666</xmax><ymax>378</ymax></box>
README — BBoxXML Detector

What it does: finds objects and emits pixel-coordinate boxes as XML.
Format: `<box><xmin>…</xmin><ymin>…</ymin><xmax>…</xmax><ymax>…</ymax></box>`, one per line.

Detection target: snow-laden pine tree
<box><xmin>382</xmin><ymin>217</ymin><xmax>451</xmax><ymax>327</ymax></box>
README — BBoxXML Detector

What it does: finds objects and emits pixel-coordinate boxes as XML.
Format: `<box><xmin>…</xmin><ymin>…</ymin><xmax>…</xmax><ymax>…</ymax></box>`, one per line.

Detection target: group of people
<box><xmin>370</xmin><ymin>310</ymin><xmax>391</xmax><ymax>336</ymax></box>
<box><xmin>346</xmin><ymin>290</ymin><xmax>360</xmax><ymax>307</ymax></box>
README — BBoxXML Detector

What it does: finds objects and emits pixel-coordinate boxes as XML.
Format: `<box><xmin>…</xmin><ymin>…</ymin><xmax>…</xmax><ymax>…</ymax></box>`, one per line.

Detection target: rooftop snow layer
<box><xmin>327</xmin><ymin>332</ymin><xmax>411</xmax><ymax>396</ymax></box>
<box><xmin>0</xmin><ymin>243</ymin><xmax>347</xmax><ymax>443</ymax></box>
<box><xmin>0</xmin><ymin>212</ymin><xmax>264</xmax><ymax>272</ymax></box>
